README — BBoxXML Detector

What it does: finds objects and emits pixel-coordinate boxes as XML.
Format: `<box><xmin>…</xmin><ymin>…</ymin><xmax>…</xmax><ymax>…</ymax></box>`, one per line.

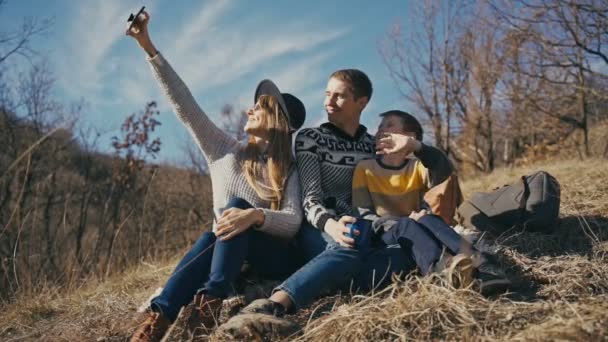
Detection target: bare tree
<box><xmin>0</xmin><ymin>1</ymin><xmax>52</xmax><ymax>66</ymax></box>
<box><xmin>17</xmin><ymin>59</ymin><xmax>60</xmax><ymax>132</ymax></box>
<box><xmin>490</xmin><ymin>0</ymin><xmax>608</xmax><ymax>156</ymax></box>
<box><xmin>380</xmin><ymin>0</ymin><xmax>473</xmax><ymax>156</ymax></box>
<box><xmin>380</xmin><ymin>1</ymin><xmax>515</xmax><ymax>172</ymax></box>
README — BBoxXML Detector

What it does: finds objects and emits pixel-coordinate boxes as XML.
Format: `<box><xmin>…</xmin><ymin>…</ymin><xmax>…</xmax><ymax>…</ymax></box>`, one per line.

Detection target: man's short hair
<box><xmin>379</xmin><ymin>110</ymin><xmax>423</xmax><ymax>141</ymax></box>
<box><xmin>330</xmin><ymin>69</ymin><xmax>373</xmax><ymax>101</ymax></box>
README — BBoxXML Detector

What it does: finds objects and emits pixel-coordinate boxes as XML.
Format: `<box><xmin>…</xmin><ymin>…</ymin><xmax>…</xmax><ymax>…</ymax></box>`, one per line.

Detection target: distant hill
<box><xmin>0</xmin><ymin>108</ymin><xmax>214</xmax><ymax>302</ymax></box>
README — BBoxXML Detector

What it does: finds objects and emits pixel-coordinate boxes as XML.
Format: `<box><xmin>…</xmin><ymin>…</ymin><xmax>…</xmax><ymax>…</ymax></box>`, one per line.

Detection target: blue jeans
<box><xmin>380</xmin><ymin>215</ymin><xmax>472</xmax><ymax>275</ymax></box>
<box><xmin>151</xmin><ymin>198</ymin><xmax>296</xmax><ymax>322</ymax></box>
<box><xmin>294</xmin><ymin>221</ymin><xmax>334</xmax><ymax>264</ymax></box>
<box><xmin>276</xmin><ymin>240</ymin><xmax>364</xmax><ymax>311</ymax></box>
<box><xmin>276</xmin><ymin>215</ymin><xmax>469</xmax><ymax>311</ymax></box>
<box><xmin>277</xmin><ymin>220</ymin><xmax>413</xmax><ymax>311</ymax></box>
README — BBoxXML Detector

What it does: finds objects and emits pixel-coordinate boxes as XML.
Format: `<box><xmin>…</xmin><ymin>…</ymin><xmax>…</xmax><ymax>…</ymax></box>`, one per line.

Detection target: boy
<box><xmin>352</xmin><ymin>110</ymin><xmax>509</xmax><ymax>288</ymax></box>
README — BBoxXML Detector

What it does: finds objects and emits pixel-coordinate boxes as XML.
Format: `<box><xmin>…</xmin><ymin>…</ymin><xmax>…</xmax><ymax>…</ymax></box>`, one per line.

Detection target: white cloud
<box><xmin>159</xmin><ymin>0</ymin><xmax>349</xmax><ymax>92</ymax></box>
<box><xmin>109</xmin><ymin>2</ymin><xmax>349</xmax><ymax>121</ymax></box>
<box><xmin>58</xmin><ymin>1</ymin><xmax>141</xmax><ymax>97</ymax></box>
<box><xmin>271</xmin><ymin>51</ymin><xmax>333</xmax><ymax>96</ymax></box>
<box><xmin>167</xmin><ymin>29</ymin><xmax>348</xmax><ymax>93</ymax></box>
<box><xmin>172</xmin><ymin>0</ymin><xmax>234</xmax><ymax>53</ymax></box>
<box><xmin>56</xmin><ymin>0</ymin><xmax>352</xmax><ymax>149</ymax></box>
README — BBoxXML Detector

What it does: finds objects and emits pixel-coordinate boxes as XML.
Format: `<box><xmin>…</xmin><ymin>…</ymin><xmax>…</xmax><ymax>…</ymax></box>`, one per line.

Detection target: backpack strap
<box><xmin>517</xmin><ymin>175</ymin><xmax>531</xmax><ymax>226</ymax></box>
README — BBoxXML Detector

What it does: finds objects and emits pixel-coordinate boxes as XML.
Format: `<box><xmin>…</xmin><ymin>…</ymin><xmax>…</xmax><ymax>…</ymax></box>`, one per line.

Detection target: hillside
<box><xmin>1</xmin><ymin>157</ymin><xmax>607</xmax><ymax>341</ymax></box>
<box><xmin>0</xmin><ymin>107</ymin><xmax>214</xmax><ymax>303</ymax></box>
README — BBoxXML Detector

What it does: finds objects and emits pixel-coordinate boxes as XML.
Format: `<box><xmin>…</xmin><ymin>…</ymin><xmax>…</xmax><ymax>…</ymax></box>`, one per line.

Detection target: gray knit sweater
<box><xmin>147</xmin><ymin>53</ymin><xmax>302</xmax><ymax>240</ymax></box>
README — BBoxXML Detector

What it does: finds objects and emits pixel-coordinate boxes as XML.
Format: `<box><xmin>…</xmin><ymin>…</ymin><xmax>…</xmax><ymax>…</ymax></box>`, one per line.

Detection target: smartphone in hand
<box><xmin>127</xmin><ymin>6</ymin><xmax>146</xmax><ymax>34</ymax></box>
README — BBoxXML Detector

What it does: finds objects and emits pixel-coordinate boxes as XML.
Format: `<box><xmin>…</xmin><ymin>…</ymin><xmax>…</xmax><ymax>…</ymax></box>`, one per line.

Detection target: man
<box><xmin>264</xmin><ymin>69</ymin><xmax>380</xmax><ymax>314</ymax></box>
<box><xmin>296</xmin><ymin>69</ymin><xmax>376</xmax><ymax>253</ymax></box>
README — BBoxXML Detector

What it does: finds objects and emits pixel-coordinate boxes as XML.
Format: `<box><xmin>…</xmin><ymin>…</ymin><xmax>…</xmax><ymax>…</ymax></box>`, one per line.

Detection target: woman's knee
<box><xmin>192</xmin><ymin>231</ymin><xmax>217</xmax><ymax>251</ymax></box>
<box><xmin>223</xmin><ymin>197</ymin><xmax>254</xmax><ymax>211</ymax></box>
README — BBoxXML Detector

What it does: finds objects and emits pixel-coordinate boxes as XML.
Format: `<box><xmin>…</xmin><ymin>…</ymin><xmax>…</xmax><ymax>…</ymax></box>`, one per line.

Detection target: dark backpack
<box><xmin>457</xmin><ymin>171</ymin><xmax>561</xmax><ymax>235</ymax></box>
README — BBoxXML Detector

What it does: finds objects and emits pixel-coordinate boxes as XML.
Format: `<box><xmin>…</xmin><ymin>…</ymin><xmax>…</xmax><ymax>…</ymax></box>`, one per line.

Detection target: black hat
<box><xmin>254</xmin><ymin>79</ymin><xmax>306</xmax><ymax>132</ymax></box>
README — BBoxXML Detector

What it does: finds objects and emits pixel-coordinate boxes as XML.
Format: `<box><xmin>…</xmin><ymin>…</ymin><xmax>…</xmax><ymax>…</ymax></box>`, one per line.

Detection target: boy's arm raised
<box><xmin>414</xmin><ymin>143</ymin><xmax>453</xmax><ymax>187</ymax></box>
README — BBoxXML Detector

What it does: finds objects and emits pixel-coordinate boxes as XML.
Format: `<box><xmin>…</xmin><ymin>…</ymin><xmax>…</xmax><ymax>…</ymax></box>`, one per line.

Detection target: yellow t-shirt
<box><xmin>352</xmin><ymin>158</ymin><xmax>431</xmax><ymax>218</ymax></box>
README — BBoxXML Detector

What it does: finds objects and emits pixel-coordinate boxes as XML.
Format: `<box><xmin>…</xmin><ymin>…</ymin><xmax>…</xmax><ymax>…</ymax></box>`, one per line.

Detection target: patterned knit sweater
<box><xmin>295</xmin><ymin>122</ymin><xmax>375</xmax><ymax>230</ymax></box>
<box><xmin>147</xmin><ymin>53</ymin><xmax>302</xmax><ymax>240</ymax></box>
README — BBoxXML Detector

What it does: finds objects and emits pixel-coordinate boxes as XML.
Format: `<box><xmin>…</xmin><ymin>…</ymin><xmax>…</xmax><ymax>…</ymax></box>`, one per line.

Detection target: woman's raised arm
<box><xmin>126</xmin><ymin>11</ymin><xmax>238</xmax><ymax>163</ymax></box>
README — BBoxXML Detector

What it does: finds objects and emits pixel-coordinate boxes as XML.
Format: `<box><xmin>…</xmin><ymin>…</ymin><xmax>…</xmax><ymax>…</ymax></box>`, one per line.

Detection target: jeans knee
<box><xmin>397</xmin><ymin>217</ymin><xmax>417</xmax><ymax>225</ymax></box>
<box><xmin>192</xmin><ymin>231</ymin><xmax>216</xmax><ymax>251</ymax></box>
<box><xmin>327</xmin><ymin>245</ymin><xmax>363</xmax><ymax>262</ymax></box>
<box><xmin>418</xmin><ymin>214</ymin><xmax>446</xmax><ymax>227</ymax></box>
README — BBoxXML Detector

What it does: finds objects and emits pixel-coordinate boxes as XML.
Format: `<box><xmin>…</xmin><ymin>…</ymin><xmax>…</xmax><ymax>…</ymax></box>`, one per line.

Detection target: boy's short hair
<box><xmin>329</xmin><ymin>69</ymin><xmax>373</xmax><ymax>101</ymax></box>
<box><xmin>379</xmin><ymin>110</ymin><xmax>423</xmax><ymax>141</ymax></box>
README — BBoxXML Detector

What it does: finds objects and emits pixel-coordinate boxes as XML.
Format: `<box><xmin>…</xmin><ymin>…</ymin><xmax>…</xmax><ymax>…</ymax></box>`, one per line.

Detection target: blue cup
<box><xmin>344</xmin><ymin>219</ymin><xmax>372</xmax><ymax>250</ymax></box>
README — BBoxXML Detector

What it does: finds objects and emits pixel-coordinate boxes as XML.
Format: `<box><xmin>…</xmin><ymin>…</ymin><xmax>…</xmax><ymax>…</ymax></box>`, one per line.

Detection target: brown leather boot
<box><xmin>182</xmin><ymin>293</ymin><xmax>223</xmax><ymax>338</ymax></box>
<box><xmin>130</xmin><ymin>309</ymin><xmax>171</xmax><ymax>342</ymax></box>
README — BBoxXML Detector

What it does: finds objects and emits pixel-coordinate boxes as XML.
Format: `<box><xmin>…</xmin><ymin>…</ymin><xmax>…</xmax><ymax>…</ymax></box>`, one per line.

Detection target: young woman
<box><xmin>125</xmin><ymin>11</ymin><xmax>306</xmax><ymax>342</ymax></box>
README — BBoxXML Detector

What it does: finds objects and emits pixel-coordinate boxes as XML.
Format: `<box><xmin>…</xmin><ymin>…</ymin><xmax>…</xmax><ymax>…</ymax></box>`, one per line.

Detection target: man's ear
<box><xmin>356</xmin><ymin>96</ymin><xmax>369</xmax><ymax>110</ymax></box>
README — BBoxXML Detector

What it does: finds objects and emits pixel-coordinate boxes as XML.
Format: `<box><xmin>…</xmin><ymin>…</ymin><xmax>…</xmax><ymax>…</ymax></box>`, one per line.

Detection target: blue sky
<box><xmin>1</xmin><ymin>0</ymin><xmax>414</xmax><ymax>165</ymax></box>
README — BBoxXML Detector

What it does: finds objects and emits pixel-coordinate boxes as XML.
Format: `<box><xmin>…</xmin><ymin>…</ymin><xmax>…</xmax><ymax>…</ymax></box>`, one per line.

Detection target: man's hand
<box><xmin>324</xmin><ymin>216</ymin><xmax>358</xmax><ymax>248</ymax></box>
<box><xmin>215</xmin><ymin>208</ymin><xmax>264</xmax><ymax>241</ymax></box>
<box><xmin>376</xmin><ymin>133</ymin><xmax>421</xmax><ymax>156</ymax></box>
<box><xmin>409</xmin><ymin>209</ymin><xmax>428</xmax><ymax>222</ymax></box>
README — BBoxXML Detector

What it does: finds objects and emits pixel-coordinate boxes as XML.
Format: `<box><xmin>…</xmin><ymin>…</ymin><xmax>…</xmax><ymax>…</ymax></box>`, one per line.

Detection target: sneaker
<box><xmin>130</xmin><ymin>309</ymin><xmax>171</xmax><ymax>342</ymax></box>
<box><xmin>181</xmin><ymin>293</ymin><xmax>223</xmax><ymax>338</ymax></box>
<box><xmin>217</xmin><ymin>313</ymin><xmax>300</xmax><ymax>340</ymax></box>
<box><xmin>240</xmin><ymin>298</ymin><xmax>286</xmax><ymax>317</ymax></box>
<box><xmin>475</xmin><ymin>253</ymin><xmax>511</xmax><ymax>295</ymax></box>
<box><xmin>434</xmin><ymin>250</ymin><xmax>475</xmax><ymax>289</ymax></box>
<box><xmin>452</xmin><ymin>224</ymin><xmax>482</xmax><ymax>245</ymax></box>
<box><xmin>216</xmin><ymin>299</ymin><xmax>297</xmax><ymax>340</ymax></box>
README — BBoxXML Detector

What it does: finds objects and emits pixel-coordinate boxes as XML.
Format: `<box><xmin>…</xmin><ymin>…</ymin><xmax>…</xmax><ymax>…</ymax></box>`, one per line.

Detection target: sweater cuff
<box><xmin>147</xmin><ymin>51</ymin><xmax>165</xmax><ymax>67</ymax></box>
<box><xmin>317</xmin><ymin>213</ymin><xmax>334</xmax><ymax>232</ymax></box>
<box><xmin>258</xmin><ymin>208</ymin><xmax>276</xmax><ymax>232</ymax></box>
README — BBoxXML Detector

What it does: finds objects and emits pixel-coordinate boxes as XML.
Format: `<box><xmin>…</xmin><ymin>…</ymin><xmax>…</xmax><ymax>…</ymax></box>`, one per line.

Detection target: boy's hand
<box><xmin>324</xmin><ymin>216</ymin><xmax>358</xmax><ymax>248</ymax></box>
<box><xmin>376</xmin><ymin>133</ymin><xmax>421</xmax><ymax>155</ymax></box>
<box><xmin>409</xmin><ymin>209</ymin><xmax>428</xmax><ymax>221</ymax></box>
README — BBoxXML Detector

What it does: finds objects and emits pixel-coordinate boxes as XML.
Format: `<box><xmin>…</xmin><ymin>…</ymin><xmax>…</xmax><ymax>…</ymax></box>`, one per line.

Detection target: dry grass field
<box><xmin>1</xmin><ymin>157</ymin><xmax>607</xmax><ymax>341</ymax></box>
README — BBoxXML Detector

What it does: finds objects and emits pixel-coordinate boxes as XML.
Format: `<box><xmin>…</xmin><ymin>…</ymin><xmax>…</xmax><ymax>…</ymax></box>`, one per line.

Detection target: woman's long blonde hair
<box><xmin>241</xmin><ymin>95</ymin><xmax>293</xmax><ymax>210</ymax></box>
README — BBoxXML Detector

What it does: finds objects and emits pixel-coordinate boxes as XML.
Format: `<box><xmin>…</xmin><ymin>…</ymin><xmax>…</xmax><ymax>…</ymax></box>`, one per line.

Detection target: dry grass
<box><xmin>1</xmin><ymin>157</ymin><xmax>607</xmax><ymax>341</ymax></box>
<box><xmin>0</xmin><ymin>261</ymin><xmax>174</xmax><ymax>341</ymax></box>
<box><xmin>296</xmin><ymin>158</ymin><xmax>608</xmax><ymax>341</ymax></box>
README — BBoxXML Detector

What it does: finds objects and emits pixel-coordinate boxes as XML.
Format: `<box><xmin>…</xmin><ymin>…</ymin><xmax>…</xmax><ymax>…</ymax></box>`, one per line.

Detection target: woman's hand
<box><xmin>376</xmin><ymin>133</ymin><xmax>421</xmax><ymax>156</ymax></box>
<box><xmin>324</xmin><ymin>216</ymin><xmax>358</xmax><ymax>248</ymax></box>
<box><xmin>125</xmin><ymin>10</ymin><xmax>158</xmax><ymax>57</ymax></box>
<box><xmin>215</xmin><ymin>208</ymin><xmax>265</xmax><ymax>241</ymax></box>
